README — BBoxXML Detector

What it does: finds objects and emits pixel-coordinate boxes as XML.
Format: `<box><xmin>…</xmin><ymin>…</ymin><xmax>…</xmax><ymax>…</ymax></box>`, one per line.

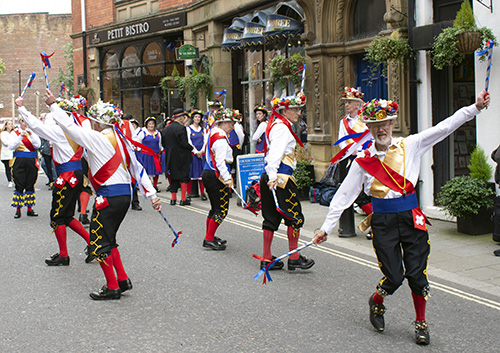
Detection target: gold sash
<box><xmin>369</xmin><ymin>139</ymin><xmax>406</xmax><ymax>199</ymax></box>
<box><xmin>277</xmin><ymin>151</ymin><xmax>296</xmax><ymax>188</ymax></box>
<box><xmin>104</xmin><ymin>130</ymin><xmax>127</xmax><ymax>172</ymax></box>
<box><xmin>343</xmin><ymin>117</ymin><xmax>366</xmax><ymax>145</ymax></box>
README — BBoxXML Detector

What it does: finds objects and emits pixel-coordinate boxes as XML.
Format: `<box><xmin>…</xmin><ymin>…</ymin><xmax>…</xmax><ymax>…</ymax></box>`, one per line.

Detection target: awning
<box><xmin>240</xmin><ymin>10</ymin><xmax>272</xmax><ymax>51</ymax></box>
<box><xmin>264</xmin><ymin>1</ymin><xmax>304</xmax><ymax>48</ymax></box>
<box><xmin>222</xmin><ymin>15</ymin><xmax>252</xmax><ymax>51</ymax></box>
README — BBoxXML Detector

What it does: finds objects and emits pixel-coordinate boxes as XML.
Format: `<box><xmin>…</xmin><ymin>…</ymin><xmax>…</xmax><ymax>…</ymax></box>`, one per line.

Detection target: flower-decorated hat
<box><xmin>341</xmin><ymin>87</ymin><xmax>364</xmax><ymax>103</ymax></box>
<box><xmin>214</xmin><ymin>108</ymin><xmax>242</xmax><ymax>123</ymax></box>
<box><xmin>207</xmin><ymin>100</ymin><xmax>222</xmax><ymax>108</ymax></box>
<box><xmin>88</xmin><ymin>100</ymin><xmax>123</xmax><ymax>124</ymax></box>
<box><xmin>253</xmin><ymin>105</ymin><xmax>269</xmax><ymax>116</ymax></box>
<box><xmin>358</xmin><ymin>98</ymin><xmax>398</xmax><ymax>124</ymax></box>
<box><xmin>56</xmin><ymin>98</ymin><xmax>75</xmax><ymax>113</ymax></box>
<box><xmin>190</xmin><ymin>109</ymin><xmax>204</xmax><ymax>118</ymax></box>
<box><xmin>271</xmin><ymin>92</ymin><xmax>306</xmax><ymax>111</ymax></box>
<box><xmin>71</xmin><ymin>95</ymin><xmax>87</xmax><ymax>111</ymax></box>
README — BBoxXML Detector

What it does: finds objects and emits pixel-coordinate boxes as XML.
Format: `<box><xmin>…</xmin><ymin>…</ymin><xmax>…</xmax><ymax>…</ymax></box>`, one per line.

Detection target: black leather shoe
<box><xmin>89</xmin><ymin>285</ymin><xmax>121</xmax><ymax>300</ymax></box>
<box><xmin>214</xmin><ymin>236</ymin><xmax>227</xmax><ymax>245</ymax></box>
<box><xmin>14</xmin><ymin>209</ymin><xmax>21</xmax><ymax>219</ymax></box>
<box><xmin>155</xmin><ymin>186</ymin><xmax>161</xmax><ymax>193</ymax></box>
<box><xmin>118</xmin><ymin>278</ymin><xmax>133</xmax><ymax>293</ymax></box>
<box><xmin>414</xmin><ymin>321</ymin><xmax>430</xmax><ymax>345</ymax></box>
<box><xmin>27</xmin><ymin>210</ymin><xmax>38</xmax><ymax>217</ymax></box>
<box><xmin>79</xmin><ymin>213</ymin><xmax>90</xmax><ymax>225</ymax></box>
<box><xmin>179</xmin><ymin>200</ymin><xmax>191</xmax><ymax>206</ymax></box>
<box><xmin>494</xmin><ymin>249</ymin><xmax>500</xmax><ymax>256</ymax></box>
<box><xmin>201</xmin><ymin>193</ymin><xmax>208</xmax><ymax>201</ymax></box>
<box><xmin>131</xmin><ymin>204</ymin><xmax>142</xmax><ymax>211</ymax></box>
<box><xmin>203</xmin><ymin>239</ymin><xmax>226</xmax><ymax>250</ymax></box>
<box><xmin>260</xmin><ymin>256</ymin><xmax>284</xmax><ymax>270</ymax></box>
<box><xmin>369</xmin><ymin>295</ymin><xmax>386</xmax><ymax>332</ymax></box>
<box><xmin>45</xmin><ymin>253</ymin><xmax>70</xmax><ymax>266</ymax></box>
<box><xmin>84</xmin><ymin>246</ymin><xmax>95</xmax><ymax>263</ymax></box>
<box><xmin>170</xmin><ymin>200</ymin><xmax>176</xmax><ymax>205</ymax></box>
<box><xmin>288</xmin><ymin>254</ymin><xmax>315</xmax><ymax>270</ymax></box>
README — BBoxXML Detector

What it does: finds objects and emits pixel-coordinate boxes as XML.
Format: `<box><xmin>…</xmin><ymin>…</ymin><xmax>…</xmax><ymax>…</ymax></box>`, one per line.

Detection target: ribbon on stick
<box><xmin>477</xmin><ymin>39</ymin><xmax>495</xmax><ymax>92</ymax></box>
<box><xmin>60</xmin><ymin>82</ymin><xmax>68</xmax><ymax>97</ymax></box>
<box><xmin>252</xmin><ymin>240</ymin><xmax>315</xmax><ymax>284</ymax></box>
<box><xmin>231</xmin><ymin>187</ymin><xmax>259</xmax><ymax>216</ymax></box>
<box><xmin>158</xmin><ymin>210</ymin><xmax>182</xmax><ymax>247</ymax></box>
<box><xmin>20</xmin><ymin>72</ymin><xmax>36</xmax><ymax>98</ymax></box>
<box><xmin>40</xmin><ymin>51</ymin><xmax>55</xmax><ymax>89</ymax></box>
<box><xmin>271</xmin><ymin>188</ymin><xmax>294</xmax><ymax>221</ymax></box>
<box><xmin>214</xmin><ymin>89</ymin><xmax>227</xmax><ymax>108</ymax></box>
<box><xmin>297</xmin><ymin>64</ymin><xmax>306</xmax><ymax>93</ymax></box>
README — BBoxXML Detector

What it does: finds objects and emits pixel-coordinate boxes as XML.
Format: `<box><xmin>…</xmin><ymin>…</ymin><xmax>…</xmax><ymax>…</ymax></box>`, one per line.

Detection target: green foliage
<box><xmin>0</xmin><ymin>58</ymin><xmax>5</xmax><ymax>74</ymax></box>
<box><xmin>293</xmin><ymin>160</ymin><xmax>313</xmax><ymax>191</ymax></box>
<box><xmin>265</xmin><ymin>53</ymin><xmax>306</xmax><ymax>90</ymax></box>
<box><xmin>54</xmin><ymin>42</ymin><xmax>74</xmax><ymax>95</ymax></box>
<box><xmin>364</xmin><ymin>35</ymin><xmax>412</xmax><ymax>77</ymax></box>
<box><xmin>431</xmin><ymin>1</ymin><xmax>497</xmax><ymax>70</ymax></box>
<box><xmin>436</xmin><ymin>176</ymin><xmax>494</xmax><ymax>218</ymax></box>
<box><xmin>468</xmin><ymin>146</ymin><xmax>493</xmax><ymax>182</ymax></box>
<box><xmin>453</xmin><ymin>1</ymin><xmax>475</xmax><ymax>30</ymax></box>
<box><xmin>161</xmin><ymin>67</ymin><xmax>213</xmax><ymax>107</ymax></box>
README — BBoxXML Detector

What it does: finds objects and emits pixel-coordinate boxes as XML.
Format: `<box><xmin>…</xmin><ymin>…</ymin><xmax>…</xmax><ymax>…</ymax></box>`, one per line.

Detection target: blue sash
<box><xmin>55</xmin><ymin>160</ymin><xmax>82</xmax><ymax>176</ymax></box>
<box><xmin>14</xmin><ymin>151</ymin><xmax>36</xmax><ymax>158</ymax></box>
<box><xmin>371</xmin><ymin>192</ymin><xmax>418</xmax><ymax>213</ymax></box>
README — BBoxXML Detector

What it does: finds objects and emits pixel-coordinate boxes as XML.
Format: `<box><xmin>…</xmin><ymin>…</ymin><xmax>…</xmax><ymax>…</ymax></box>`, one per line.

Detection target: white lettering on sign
<box><xmin>108</xmin><ymin>28</ymin><xmax>124</xmax><ymax>40</ymax></box>
<box><xmin>108</xmin><ymin>22</ymin><xmax>150</xmax><ymax>41</ymax></box>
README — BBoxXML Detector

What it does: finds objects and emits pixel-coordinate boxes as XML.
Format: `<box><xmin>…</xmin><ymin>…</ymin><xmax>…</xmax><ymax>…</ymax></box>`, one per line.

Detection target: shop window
<box><xmin>164</xmin><ymin>42</ymin><xmax>184</xmax><ymax>76</ymax></box>
<box><xmin>121</xmin><ymin>46</ymin><xmax>141</xmax><ymax>88</ymax></box>
<box><xmin>102</xmin><ymin>50</ymin><xmax>120</xmax><ymax>99</ymax></box>
<box><xmin>143</xmin><ymin>42</ymin><xmax>164</xmax><ymax>87</ymax></box>
<box><xmin>352</xmin><ymin>0</ymin><xmax>387</xmax><ymax>39</ymax></box>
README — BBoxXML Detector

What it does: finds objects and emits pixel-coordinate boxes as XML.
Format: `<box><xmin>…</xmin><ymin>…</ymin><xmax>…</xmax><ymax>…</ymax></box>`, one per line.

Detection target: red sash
<box><xmin>14</xmin><ymin>129</ymin><xmax>36</xmax><ymax>152</ymax></box>
<box><xmin>343</xmin><ymin>117</ymin><xmax>359</xmax><ymax>136</ymax></box>
<box><xmin>72</xmin><ymin>112</ymin><xmax>90</xmax><ymax>126</ymax></box>
<box><xmin>355</xmin><ymin>151</ymin><xmax>414</xmax><ymax>196</ymax></box>
<box><xmin>208</xmin><ymin>132</ymin><xmax>229</xmax><ymax>178</ymax></box>
<box><xmin>114</xmin><ymin>125</ymin><xmax>161</xmax><ymax>172</ymax></box>
<box><xmin>264</xmin><ymin>111</ymin><xmax>304</xmax><ymax>155</ymax></box>
<box><xmin>88</xmin><ymin>132</ymin><xmax>124</xmax><ymax>191</ymax></box>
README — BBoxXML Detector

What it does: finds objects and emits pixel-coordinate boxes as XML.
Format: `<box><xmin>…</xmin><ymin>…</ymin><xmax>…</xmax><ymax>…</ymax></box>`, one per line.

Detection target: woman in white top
<box><xmin>1</xmin><ymin>120</ymin><xmax>14</xmax><ymax>187</ymax></box>
<box><xmin>186</xmin><ymin>110</ymin><xmax>207</xmax><ymax>200</ymax></box>
<box><xmin>251</xmin><ymin>106</ymin><xmax>269</xmax><ymax>153</ymax></box>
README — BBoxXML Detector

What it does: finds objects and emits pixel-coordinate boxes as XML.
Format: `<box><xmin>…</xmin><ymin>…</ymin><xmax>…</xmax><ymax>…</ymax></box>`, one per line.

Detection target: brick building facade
<box><xmin>0</xmin><ymin>13</ymin><xmax>72</xmax><ymax>118</ymax></box>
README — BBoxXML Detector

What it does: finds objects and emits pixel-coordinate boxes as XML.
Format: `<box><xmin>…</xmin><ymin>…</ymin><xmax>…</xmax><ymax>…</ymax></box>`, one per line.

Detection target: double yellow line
<box><xmin>164</xmin><ymin>198</ymin><xmax>500</xmax><ymax>311</ymax></box>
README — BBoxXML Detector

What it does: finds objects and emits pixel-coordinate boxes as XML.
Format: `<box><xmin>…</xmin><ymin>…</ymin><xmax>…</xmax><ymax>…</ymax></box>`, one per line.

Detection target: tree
<box><xmin>0</xmin><ymin>58</ymin><xmax>5</xmax><ymax>74</ymax></box>
<box><xmin>54</xmin><ymin>42</ymin><xmax>74</xmax><ymax>96</ymax></box>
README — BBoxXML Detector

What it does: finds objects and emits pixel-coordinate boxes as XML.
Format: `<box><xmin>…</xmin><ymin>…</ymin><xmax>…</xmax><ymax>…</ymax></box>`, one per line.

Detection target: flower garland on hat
<box><xmin>214</xmin><ymin>108</ymin><xmax>242</xmax><ymax>122</ymax></box>
<box><xmin>358</xmin><ymin>98</ymin><xmax>398</xmax><ymax>123</ymax></box>
<box><xmin>342</xmin><ymin>86</ymin><xmax>364</xmax><ymax>101</ymax></box>
<box><xmin>71</xmin><ymin>95</ymin><xmax>87</xmax><ymax>111</ymax></box>
<box><xmin>88</xmin><ymin>100</ymin><xmax>123</xmax><ymax>124</ymax></box>
<box><xmin>271</xmin><ymin>92</ymin><xmax>306</xmax><ymax>111</ymax></box>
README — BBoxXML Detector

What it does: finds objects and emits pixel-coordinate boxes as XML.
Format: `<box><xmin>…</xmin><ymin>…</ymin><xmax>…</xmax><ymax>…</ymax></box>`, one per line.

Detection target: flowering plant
<box><xmin>342</xmin><ymin>87</ymin><xmax>364</xmax><ymax>101</ymax></box>
<box><xmin>271</xmin><ymin>92</ymin><xmax>306</xmax><ymax>111</ymax></box>
<box><xmin>358</xmin><ymin>98</ymin><xmax>398</xmax><ymax>123</ymax></box>
<box><xmin>88</xmin><ymin>100</ymin><xmax>123</xmax><ymax>124</ymax></box>
<box><xmin>214</xmin><ymin>108</ymin><xmax>241</xmax><ymax>122</ymax></box>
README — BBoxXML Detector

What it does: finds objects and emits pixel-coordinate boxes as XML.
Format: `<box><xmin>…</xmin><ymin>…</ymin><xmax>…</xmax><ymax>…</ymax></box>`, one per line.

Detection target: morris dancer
<box><xmin>313</xmin><ymin>91</ymin><xmax>491</xmax><ymax>345</ymax></box>
<box><xmin>48</xmin><ymin>90</ymin><xmax>161</xmax><ymax>300</ymax></box>
<box><xmin>8</xmin><ymin>115</ymin><xmax>41</xmax><ymax>219</ymax></box>
<box><xmin>259</xmin><ymin>93</ymin><xmax>314</xmax><ymax>271</ymax></box>
<box><xmin>16</xmin><ymin>95</ymin><xmax>91</xmax><ymax>266</ymax></box>
<box><xmin>201</xmin><ymin>108</ymin><xmax>240</xmax><ymax>250</ymax></box>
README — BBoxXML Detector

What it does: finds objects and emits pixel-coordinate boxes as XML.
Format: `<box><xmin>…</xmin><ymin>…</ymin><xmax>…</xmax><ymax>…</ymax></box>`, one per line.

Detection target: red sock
<box><xmin>181</xmin><ymin>183</ymin><xmax>188</xmax><ymax>201</ymax></box>
<box><xmin>27</xmin><ymin>206</ymin><xmax>33</xmax><ymax>212</ymax></box>
<box><xmin>99</xmin><ymin>255</ymin><xmax>119</xmax><ymax>290</ymax></box>
<box><xmin>68</xmin><ymin>218</ymin><xmax>90</xmax><ymax>244</ymax></box>
<box><xmin>187</xmin><ymin>181</ymin><xmax>193</xmax><ymax>195</ymax></box>
<box><xmin>153</xmin><ymin>175</ymin><xmax>159</xmax><ymax>187</ymax></box>
<box><xmin>171</xmin><ymin>192</ymin><xmax>177</xmax><ymax>200</ymax></box>
<box><xmin>205</xmin><ymin>218</ymin><xmax>220</xmax><ymax>241</ymax></box>
<box><xmin>80</xmin><ymin>192</ymin><xmax>90</xmax><ymax>214</ymax></box>
<box><xmin>111</xmin><ymin>248</ymin><xmax>128</xmax><ymax>282</ymax></box>
<box><xmin>206</xmin><ymin>217</ymin><xmax>210</xmax><ymax>229</ymax></box>
<box><xmin>263</xmin><ymin>229</ymin><xmax>274</xmax><ymax>260</ymax></box>
<box><xmin>17</xmin><ymin>207</ymin><xmax>21</xmax><ymax>212</ymax></box>
<box><xmin>373</xmin><ymin>292</ymin><xmax>384</xmax><ymax>305</ymax></box>
<box><xmin>412</xmin><ymin>292</ymin><xmax>427</xmax><ymax>322</ymax></box>
<box><xmin>199</xmin><ymin>181</ymin><xmax>205</xmax><ymax>194</ymax></box>
<box><xmin>361</xmin><ymin>203</ymin><xmax>373</xmax><ymax>214</ymax></box>
<box><xmin>287</xmin><ymin>226</ymin><xmax>300</xmax><ymax>260</ymax></box>
<box><xmin>54</xmin><ymin>225</ymin><xmax>68</xmax><ymax>257</ymax></box>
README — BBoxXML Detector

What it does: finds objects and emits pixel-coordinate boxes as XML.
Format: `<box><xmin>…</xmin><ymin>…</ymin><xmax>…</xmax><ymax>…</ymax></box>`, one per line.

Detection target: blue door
<box><xmin>354</xmin><ymin>53</ymin><xmax>387</xmax><ymax>101</ymax></box>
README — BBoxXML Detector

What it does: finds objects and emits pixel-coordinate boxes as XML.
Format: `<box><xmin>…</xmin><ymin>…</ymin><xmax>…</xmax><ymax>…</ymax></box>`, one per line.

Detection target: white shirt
<box><xmin>50</xmin><ymin>104</ymin><xmax>156</xmax><ymax>199</ymax></box>
<box><xmin>8</xmin><ymin>128</ymin><xmax>41</xmax><ymax>151</ymax></box>
<box><xmin>208</xmin><ymin>126</ymin><xmax>233</xmax><ymax>181</ymax></box>
<box><xmin>233</xmin><ymin>122</ymin><xmax>245</xmax><ymax>146</ymax></box>
<box><xmin>186</xmin><ymin>124</ymin><xmax>205</xmax><ymax>153</ymax></box>
<box><xmin>265</xmin><ymin>119</ymin><xmax>296</xmax><ymax>180</ymax></box>
<box><xmin>320</xmin><ymin>103</ymin><xmax>481</xmax><ymax>235</ymax></box>
<box><xmin>134</xmin><ymin>127</ymin><xmax>163</xmax><ymax>152</ymax></box>
<box><xmin>18</xmin><ymin>106</ymin><xmax>79</xmax><ymax>165</ymax></box>
<box><xmin>1</xmin><ymin>130</ymin><xmax>13</xmax><ymax>160</ymax></box>
<box><xmin>252</xmin><ymin>121</ymin><xmax>267</xmax><ymax>143</ymax></box>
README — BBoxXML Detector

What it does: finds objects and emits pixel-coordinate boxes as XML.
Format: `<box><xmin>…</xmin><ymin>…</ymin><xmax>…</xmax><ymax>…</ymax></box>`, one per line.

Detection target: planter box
<box><xmin>457</xmin><ymin>207</ymin><xmax>493</xmax><ymax>235</ymax></box>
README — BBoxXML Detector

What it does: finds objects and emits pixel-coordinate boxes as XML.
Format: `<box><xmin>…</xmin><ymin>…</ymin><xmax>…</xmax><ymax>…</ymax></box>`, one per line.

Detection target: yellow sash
<box><xmin>277</xmin><ymin>151</ymin><xmax>296</xmax><ymax>188</ymax></box>
<box><xmin>370</xmin><ymin>139</ymin><xmax>406</xmax><ymax>198</ymax></box>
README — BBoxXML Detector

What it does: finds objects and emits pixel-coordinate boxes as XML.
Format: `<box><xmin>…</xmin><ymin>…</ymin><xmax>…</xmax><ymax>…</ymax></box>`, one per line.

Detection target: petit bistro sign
<box><xmin>92</xmin><ymin>12</ymin><xmax>187</xmax><ymax>44</ymax></box>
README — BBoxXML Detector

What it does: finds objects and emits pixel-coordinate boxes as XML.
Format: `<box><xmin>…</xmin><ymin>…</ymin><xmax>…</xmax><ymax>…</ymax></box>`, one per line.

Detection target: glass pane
<box><xmin>122</xmin><ymin>89</ymin><xmax>143</xmax><ymax>125</ymax></box>
<box><xmin>143</xmin><ymin>87</ymin><xmax>163</xmax><ymax>117</ymax></box>
<box><xmin>103</xmin><ymin>50</ymin><xmax>119</xmax><ymax>69</ymax></box>
<box><xmin>165</xmin><ymin>40</ymin><xmax>179</xmax><ymax>62</ymax></box>
<box><xmin>143</xmin><ymin>42</ymin><xmax>163</xmax><ymax>64</ymax></box>
<box><xmin>352</xmin><ymin>0</ymin><xmax>386</xmax><ymax>39</ymax></box>
<box><xmin>102</xmin><ymin>70</ymin><xmax>120</xmax><ymax>101</ymax></box>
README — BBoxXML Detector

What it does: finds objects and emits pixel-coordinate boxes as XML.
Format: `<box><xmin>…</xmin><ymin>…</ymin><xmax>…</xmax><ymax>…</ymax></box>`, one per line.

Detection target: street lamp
<box><xmin>16</xmin><ymin>69</ymin><xmax>21</xmax><ymax>96</ymax></box>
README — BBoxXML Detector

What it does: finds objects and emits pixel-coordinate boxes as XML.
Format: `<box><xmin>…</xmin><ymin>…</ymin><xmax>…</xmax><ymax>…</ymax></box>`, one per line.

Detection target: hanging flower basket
<box><xmin>455</xmin><ymin>31</ymin><xmax>483</xmax><ymax>54</ymax></box>
<box><xmin>280</xmin><ymin>62</ymin><xmax>291</xmax><ymax>75</ymax></box>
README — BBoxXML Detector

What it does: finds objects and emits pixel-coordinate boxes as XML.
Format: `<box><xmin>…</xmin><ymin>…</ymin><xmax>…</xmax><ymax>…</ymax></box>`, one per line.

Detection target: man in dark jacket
<box><xmin>162</xmin><ymin>108</ymin><xmax>192</xmax><ymax>205</ymax></box>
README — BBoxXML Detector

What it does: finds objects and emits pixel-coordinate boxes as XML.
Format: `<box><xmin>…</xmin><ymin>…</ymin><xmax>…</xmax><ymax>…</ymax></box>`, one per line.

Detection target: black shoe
<box><xmin>14</xmin><ymin>209</ymin><xmax>21</xmax><ymax>219</ymax></box>
<box><xmin>84</xmin><ymin>246</ymin><xmax>95</xmax><ymax>263</ymax></box>
<box><xmin>170</xmin><ymin>200</ymin><xmax>176</xmax><ymax>206</ymax></box>
<box><xmin>203</xmin><ymin>239</ymin><xmax>226</xmax><ymax>250</ymax></box>
<box><xmin>27</xmin><ymin>210</ymin><xmax>38</xmax><ymax>217</ymax></box>
<box><xmin>79</xmin><ymin>213</ymin><xmax>90</xmax><ymax>225</ymax></box>
<box><xmin>45</xmin><ymin>253</ymin><xmax>70</xmax><ymax>266</ymax></box>
<box><xmin>494</xmin><ymin>249</ymin><xmax>500</xmax><ymax>256</ymax></box>
<box><xmin>201</xmin><ymin>193</ymin><xmax>208</xmax><ymax>201</ymax></box>
<box><xmin>118</xmin><ymin>278</ymin><xmax>133</xmax><ymax>293</ymax></box>
<box><xmin>89</xmin><ymin>285</ymin><xmax>121</xmax><ymax>300</ymax></box>
<box><xmin>166</xmin><ymin>185</ymin><xmax>172</xmax><ymax>192</ymax></box>
<box><xmin>155</xmin><ymin>186</ymin><xmax>161</xmax><ymax>193</ymax></box>
<box><xmin>368</xmin><ymin>295</ymin><xmax>386</xmax><ymax>332</ymax></box>
<box><xmin>214</xmin><ymin>236</ymin><xmax>227</xmax><ymax>245</ymax></box>
<box><xmin>288</xmin><ymin>254</ymin><xmax>315</xmax><ymax>270</ymax></box>
<box><xmin>260</xmin><ymin>256</ymin><xmax>284</xmax><ymax>270</ymax></box>
<box><xmin>186</xmin><ymin>195</ymin><xmax>191</xmax><ymax>201</ymax></box>
<box><xmin>131</xmin><ymin>204</ymin><xmax>142</xmax><ymax>211</ymax></box>
<box><xmin>179</xmin><ymin>200</ymin><xmax>191</xmax><ymax>206</ymax></box>
<box><xmin>414</xmin><ymin>321</ymin><xmax>430</xmax><ymax>345</ymax></box>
